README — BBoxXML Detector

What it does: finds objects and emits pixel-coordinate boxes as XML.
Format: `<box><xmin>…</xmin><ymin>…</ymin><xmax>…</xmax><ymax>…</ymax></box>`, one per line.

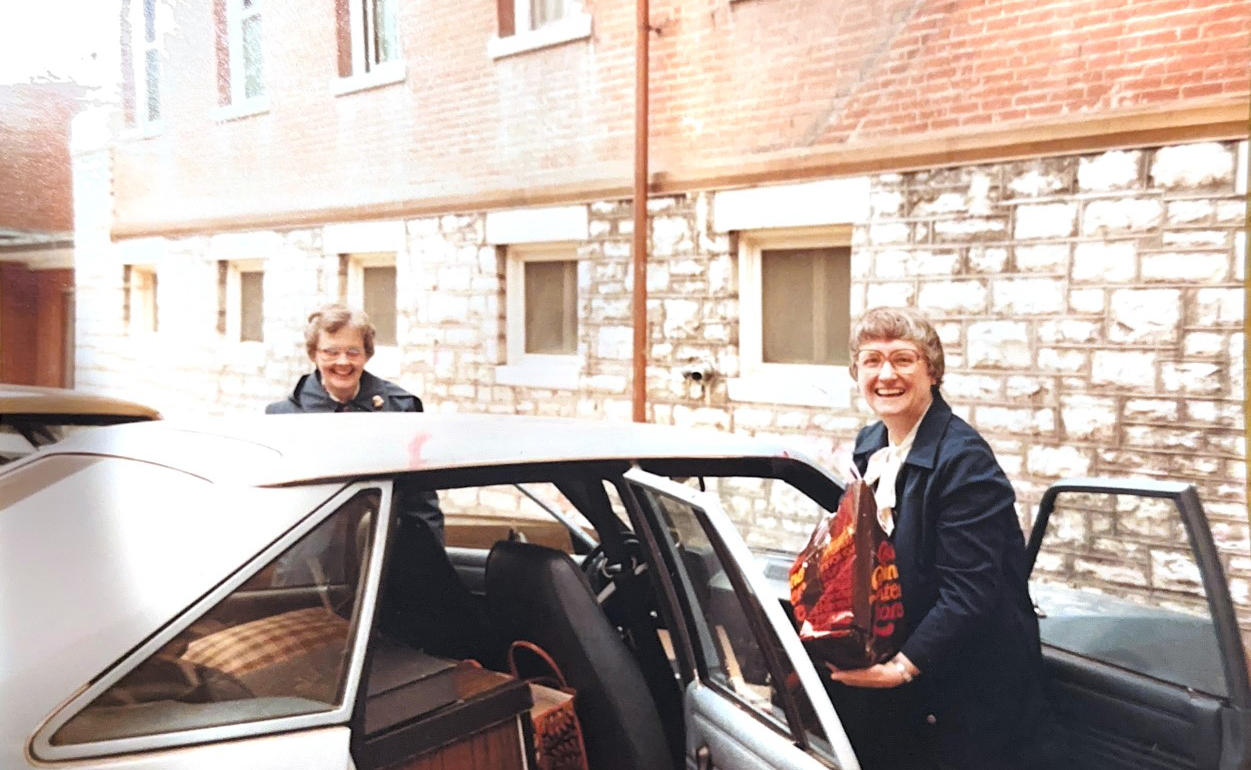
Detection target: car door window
<box><xmin>629</xmin><ymin>479</ymin><xmax>828</xmax><ymax>746</ymax></box>
<box><xmin>50</xmin><ymin>488</ymin><xmax>380</xmax><ymax>747</ymax></box>
<box><xmin>1031</xmin><ymin>489</ymin><xmax>1226</xmax><ymax>695</ymax></box>
<box><xmin>439</xmin><ymin>482</ymin><xmax>593</xmax><ymax>553</ymax></box>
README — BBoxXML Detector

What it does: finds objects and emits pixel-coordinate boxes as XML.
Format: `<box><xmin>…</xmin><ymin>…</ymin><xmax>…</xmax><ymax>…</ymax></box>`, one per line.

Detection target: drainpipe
<box><xmin>631</xmin><ymin>0</ymin><xmax>650</xmax><ymax>422</ymax></box>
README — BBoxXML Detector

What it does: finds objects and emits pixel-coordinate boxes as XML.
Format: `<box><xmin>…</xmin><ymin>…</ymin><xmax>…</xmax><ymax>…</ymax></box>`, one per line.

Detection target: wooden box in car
<box><xmin>357</xmin><ymin>644</ymin><xmax>533</xmax><ymax>770</ymax></box>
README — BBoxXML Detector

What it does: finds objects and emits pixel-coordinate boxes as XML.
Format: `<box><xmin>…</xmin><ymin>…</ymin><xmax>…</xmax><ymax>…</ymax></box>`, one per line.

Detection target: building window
<box><xmin>498</xmin><ymin>245</ymin><xmax>580</xmax><ymax>388</ymax></box>
<box><xmin>123</xmin><ymin>265</ymin><xmax>158</xmax><ymax>335</ymax></box>
<box><xmin>519</xmin><ymin>0</ymin><xmax>576</xmax><ymax>32</ymax></box>
<box><xmin>217</xmin><ymin>0</ymin><xmax>264</xmax><ymax>107</ymax></box>
<box><xmin>760</xmin><ymin>247</ymin><xmax>850</xmax><ymax>366</ymax></box>
<box><xmin>219</xmin><ymin>260</ymin><xmax>264</xmax><ymax>342</ymax></box>
<box><xmin>341</xmin><ymin>253</ymin><xmax>397</xmax><ymax>347</ymax></box>
<box><xmin>733</xmin><ymin>228</ymin><xmax>853</xmax><ymax>407</ymax></box>
<box><xmin>336</xmin><ymin>0</ymin><xmax>400</xmax><ymax>79</ymax></box>
<box><xmin>132</xmin><ymin>0</ymin><xmax>162</xmax><ymax>125</ymax></box>
<box><xmin>490</xmin><ymin>0</ymin><xmax>591</xmax><ymax>58</ymax></box>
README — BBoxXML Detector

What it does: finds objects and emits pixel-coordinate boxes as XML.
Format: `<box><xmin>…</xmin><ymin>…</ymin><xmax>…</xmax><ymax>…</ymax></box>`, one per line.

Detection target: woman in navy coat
<box><xmin>827</xmin><ymin>307</ymin><xmax>1060</xmax><ymax>769</ymax></box>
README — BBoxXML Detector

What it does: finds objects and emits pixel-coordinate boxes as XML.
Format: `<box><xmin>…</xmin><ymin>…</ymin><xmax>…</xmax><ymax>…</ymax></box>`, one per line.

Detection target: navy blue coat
<box><xmin>849</xmin><ymin>390</ymin><xmax>1051</xmax><ymax>768</ymax></box>
<box><xmin>265</xmin><ymin>370</ymin><xmax>444</xmax><ymax>540</ymax></box>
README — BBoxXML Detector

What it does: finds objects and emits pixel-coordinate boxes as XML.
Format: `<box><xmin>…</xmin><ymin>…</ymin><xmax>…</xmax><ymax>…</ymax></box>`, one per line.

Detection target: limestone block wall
<box><xmin>75</xmin><ymin>135</ymin><xmax>1248</xmax><ymax>633</ymax></box>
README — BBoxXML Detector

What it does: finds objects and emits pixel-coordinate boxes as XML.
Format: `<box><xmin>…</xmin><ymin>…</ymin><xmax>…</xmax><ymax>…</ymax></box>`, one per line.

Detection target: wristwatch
<box><xmin>892</xmin><ymin>659</ymin><xmax>913</xmax><ymax>684</ymax></box>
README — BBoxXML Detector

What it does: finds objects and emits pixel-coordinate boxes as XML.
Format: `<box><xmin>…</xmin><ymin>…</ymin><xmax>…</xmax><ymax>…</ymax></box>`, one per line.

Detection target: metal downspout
<box><xmin>631</xmin><ymin>0</ymin><xmax>650</xmax><ymax>422</ymax></box>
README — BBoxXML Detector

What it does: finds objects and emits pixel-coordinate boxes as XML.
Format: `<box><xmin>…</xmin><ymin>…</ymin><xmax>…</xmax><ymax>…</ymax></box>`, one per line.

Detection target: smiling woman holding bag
<box><xmin>826</xmin><ymin>306</ymin><xmax>1063</xmax><ymax>770</ymax></box>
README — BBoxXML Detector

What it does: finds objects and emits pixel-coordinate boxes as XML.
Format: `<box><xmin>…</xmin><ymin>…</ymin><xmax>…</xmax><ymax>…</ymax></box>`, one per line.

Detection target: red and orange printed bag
<box><xmin>788</xmin><ymin>477</ymin><xmax>906</xmax><ymax>669</ymax></box>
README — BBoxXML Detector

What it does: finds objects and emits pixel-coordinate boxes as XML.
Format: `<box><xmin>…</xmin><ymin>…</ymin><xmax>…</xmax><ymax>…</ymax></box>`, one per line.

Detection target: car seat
<box><xmin>486</xmin><ymin>539</ymin><xmax>677</xmax><ymax>770</ymax></box>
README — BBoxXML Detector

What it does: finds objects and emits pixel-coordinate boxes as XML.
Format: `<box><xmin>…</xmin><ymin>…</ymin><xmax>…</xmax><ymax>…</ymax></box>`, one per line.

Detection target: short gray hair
<box><xmin>848</xmin><ymin>306</ymin><xmax>944</xmax><ymax>386</ymax></box>
<box><xmin>303</xmin><ymin>304</ymin><xmax>376</xmax><ymax>360</ymax></box>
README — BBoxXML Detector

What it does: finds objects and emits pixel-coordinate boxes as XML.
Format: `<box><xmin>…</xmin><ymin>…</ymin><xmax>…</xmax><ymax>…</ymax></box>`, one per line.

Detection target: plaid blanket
<box><xmin>182</xmin><ymin>607</ymin><xmax>350</xmax><ymax>678</ymax></box>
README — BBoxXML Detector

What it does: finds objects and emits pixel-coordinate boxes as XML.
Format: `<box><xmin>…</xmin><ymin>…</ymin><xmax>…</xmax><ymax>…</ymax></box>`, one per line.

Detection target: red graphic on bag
<box><xmin>788</xmin><ymin>478</ymin><xmax>906</xmax><ymax>669</ymax></box>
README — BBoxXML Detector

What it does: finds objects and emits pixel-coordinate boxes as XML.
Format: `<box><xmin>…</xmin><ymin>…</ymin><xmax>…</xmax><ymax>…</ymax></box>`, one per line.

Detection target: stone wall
<box><xmin>75</xmin><ymin>136</ymin><xmax>1248</xmax><ymax>634</ymax></box>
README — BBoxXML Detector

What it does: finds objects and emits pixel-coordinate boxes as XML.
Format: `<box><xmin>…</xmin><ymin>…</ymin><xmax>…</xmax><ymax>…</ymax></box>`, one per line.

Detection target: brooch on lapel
<box><xmin>372</xmin><ymin>395</ymin><xmax>385</xmax><ymax>410</ymax></box>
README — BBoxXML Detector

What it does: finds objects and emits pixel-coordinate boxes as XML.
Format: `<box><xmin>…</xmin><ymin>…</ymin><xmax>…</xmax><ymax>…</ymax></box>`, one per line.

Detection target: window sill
<box><xmin>225</xmin><ymin>339</ymin><xmax>267</xmax><ymax>367</ymax></box>
<box><xmin>487</xmin><ymin>12</ymin><xmax>592</xmax><ymax>60</ymax></box>
<box><xmin>728</xmin><ymin>365</ymin><xmax>853</xmax><ymax>408</ymax></box>
<box><xmin>495</xmin><ymin>358</ymin><xmax>581</xmax><ymax>390</ymax></box>
<box><xmin>122</xmin><ymin>121</ymin><xmax>165</xmax><ymax>141</ymax></box>
<box><xmin>214</xmin><ymin>96</ymin><xmax>270</xmax><ymax>123</ymax></box>
<box><xmin>332</xmin><ymin>61</ymin><xmax>406</xmax><ymax>97</ymax></box>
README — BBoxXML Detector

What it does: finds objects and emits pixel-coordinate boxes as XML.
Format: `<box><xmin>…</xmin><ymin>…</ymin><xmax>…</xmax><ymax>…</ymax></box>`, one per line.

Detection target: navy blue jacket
<box><xmin>850</xmin><ymin>390</ymin><xmax>1051</xmax><ymax>767</ymax></box>
<box><xmin>265</xmin><ymin>370</ymin><xmax>444</xmax><ymax>540</ymax></box>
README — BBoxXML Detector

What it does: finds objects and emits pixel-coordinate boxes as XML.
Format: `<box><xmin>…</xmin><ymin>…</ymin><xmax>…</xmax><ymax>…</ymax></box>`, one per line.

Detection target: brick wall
<box><xmin>110</xmin><ymin>0</ymin><xmax>1250</xmax><ymax>233</ymax></box>
<box><xmin>0</xmin><ymin>83</ymin><xmax>88</xmax><ymax>232</ymax></box>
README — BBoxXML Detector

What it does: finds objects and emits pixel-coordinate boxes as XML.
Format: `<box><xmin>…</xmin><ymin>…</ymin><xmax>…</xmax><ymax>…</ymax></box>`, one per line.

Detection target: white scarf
<box><xmin>862</xmin><ymin>405</ymin><xmax>929</xmax><ymax>535</ymax></box>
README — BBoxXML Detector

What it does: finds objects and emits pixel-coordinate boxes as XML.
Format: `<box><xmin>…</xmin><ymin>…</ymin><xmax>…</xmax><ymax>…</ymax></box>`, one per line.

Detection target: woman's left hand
<box><xmin>827</xmin><ymin>653</ymin><xmax>918</xmax><ymax>688</ymax></box>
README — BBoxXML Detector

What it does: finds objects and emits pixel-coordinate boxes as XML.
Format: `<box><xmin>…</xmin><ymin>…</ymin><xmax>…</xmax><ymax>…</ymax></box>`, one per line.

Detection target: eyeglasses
<box><xmin>317</xmin><ymin>347</ymin><xmax>365</xmax><ymax>360</ymax></box>
<box><xmin>856</xmin><ymin>350</ymin><xmax>923</xmax><ymax>374</ymax></box>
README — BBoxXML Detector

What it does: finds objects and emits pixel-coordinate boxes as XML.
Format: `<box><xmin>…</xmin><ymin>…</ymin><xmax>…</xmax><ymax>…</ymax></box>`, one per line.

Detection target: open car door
<box><xmin>622</xmin><ymin>468</ymin><xmax>862</xmax><ymax>770</ymax></box>
<box><xmin>1027</xmin><ymin>478</ymin><xmax>1251</xmax><ymax>770</ymax></box>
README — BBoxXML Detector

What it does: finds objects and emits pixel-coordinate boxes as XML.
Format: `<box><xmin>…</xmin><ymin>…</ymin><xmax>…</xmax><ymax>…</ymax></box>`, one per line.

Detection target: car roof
<box><xmin>0</xmin><ymin>384</ymin><xmax>161</xmax><ymax>422</ymax></box>
<box><xmin>42</xmin><ymin>412</ymin><xmax>811</xmax><ymax>486</ymax></box>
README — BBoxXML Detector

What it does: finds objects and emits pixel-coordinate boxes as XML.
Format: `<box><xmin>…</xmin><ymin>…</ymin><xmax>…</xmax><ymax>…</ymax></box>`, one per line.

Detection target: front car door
<box><xmin>1027</xmin><ymin>478</ymin><xmax>1251</xmax><ymax>770</ymax></box>
<box><xmin>622</xmin><ymin>468</ymin><xmax>861</xmax><ymax>770</ymax></box>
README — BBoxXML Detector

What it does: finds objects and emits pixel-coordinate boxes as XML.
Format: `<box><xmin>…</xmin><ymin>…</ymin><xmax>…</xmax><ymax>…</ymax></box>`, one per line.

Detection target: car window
<box><xmin>51</xmin><ymin>489</ymin><xmax>379</xmax><ymax>746</ymax></box>
<box><xmin>439</xmin><ymin>482</ymin><xmax>593</xmax><ymax>552</ymax></box>
<box><xmin>1031</xmin><ymin>490</ymin><xmax>1226</xmax><ymax>696</ymax></box>
<box><xmin>684</xmin><ymin>475</ymin><xmax>828</xmax><ymax>558</ymax></box>
<box><xmin>633</xmin><ymin>483</ymin><xmax>802</xmax><ymax>736</ymax></box>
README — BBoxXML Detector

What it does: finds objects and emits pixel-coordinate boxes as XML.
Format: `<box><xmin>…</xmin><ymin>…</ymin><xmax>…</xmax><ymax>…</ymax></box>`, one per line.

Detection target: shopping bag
<box><xmin>788</xmin><ymin>478</ymin><xmax>906</xmax><ymax>669</ymax></box>
<box><xmin>508</xmin><ymin>640</ymin><xmax>589</xmax><ymax>770</ymax></box>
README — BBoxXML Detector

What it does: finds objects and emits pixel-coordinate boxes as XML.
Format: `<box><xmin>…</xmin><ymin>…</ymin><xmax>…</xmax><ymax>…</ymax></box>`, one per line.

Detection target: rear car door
<box><xmin>1027</xmin><ymin>478</ymin><xmax>1251</xmax><ymax>770</ymax></box>
<box><xmin>623</xmin><ymin>468</ymin><xmax>861</xmax><ymax>770</ymax></box>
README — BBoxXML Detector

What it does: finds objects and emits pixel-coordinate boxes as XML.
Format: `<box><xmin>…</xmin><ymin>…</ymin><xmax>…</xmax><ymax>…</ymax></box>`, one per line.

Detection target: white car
<box><xmin>1</xmin><ymin>414</ymin><xmax>1246</xmax><ymax>770</ymax></box>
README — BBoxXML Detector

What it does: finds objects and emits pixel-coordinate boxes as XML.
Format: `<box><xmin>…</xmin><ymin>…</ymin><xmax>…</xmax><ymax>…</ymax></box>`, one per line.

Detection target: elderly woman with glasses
<box><xmin>825</xmin><ymin>307</ymin><xmax>1060</xmax><ymax>770</ymax></box>
<box><xmin>267</xmin><ymin>303</ymin><xmax>443</xmax><ymax>540</ymax></box>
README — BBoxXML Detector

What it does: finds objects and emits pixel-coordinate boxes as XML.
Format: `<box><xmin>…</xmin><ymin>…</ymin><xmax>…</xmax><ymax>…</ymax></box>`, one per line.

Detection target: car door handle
<box><xmin>696</xmin><ymin>744</ymin><xmax>713</xmax><ymax>770</ymax></box>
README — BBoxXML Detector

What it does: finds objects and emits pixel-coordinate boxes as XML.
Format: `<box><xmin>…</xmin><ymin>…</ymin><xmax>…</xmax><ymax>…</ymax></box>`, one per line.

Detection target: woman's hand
<box><xmin>827</xmin><ymin>653</ymin><xmax>918</xmax><ymax>689</ymax></box>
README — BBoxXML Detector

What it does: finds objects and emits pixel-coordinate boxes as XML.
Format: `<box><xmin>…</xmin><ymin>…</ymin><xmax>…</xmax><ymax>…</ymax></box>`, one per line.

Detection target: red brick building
<box><xmin>109</xmin><ymin>0</ymin><xmax>1248</xmax><ymax>237</ymax></box>
<box><xmin>0</xmin><ymin>82</ymin><xmax>87</xmax><ymax>386</ymax></box>
<box><xmin>78</xmin><ymin>0</ymin><xmax>1250</xmax><ymax>638</ymax></box>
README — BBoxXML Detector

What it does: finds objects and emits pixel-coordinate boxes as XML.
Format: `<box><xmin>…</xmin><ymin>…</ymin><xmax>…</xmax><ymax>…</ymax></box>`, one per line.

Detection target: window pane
<box><xmin>530</xmin><ymin>0</ymin><xmax>568</xmax><ymax>27</ymax></box>
<box><xmin>143</xmin><ymin>0</ymin><xmax>157</xmax><ymax>42</ymax></box>
<box><xmin>524</xmin><ymin>260</ymin><xmax>576</xmax><ymax>355</ymax></box>
<box><xmin>634</xmin><ymin>485</ymin><xmax>792</xmax><ymax>731</ymax></box>
<box><xmin>363</xmin><ymin>265</ymin><xmax>397</xmax><ymax>347</ymax></box>
<box><xmin>373</xmin><ymin>0</ymin><xmax>398</xmax><ymax>64</ymax></box>
<box><xmin>242</xmin><ymin>14</ymin><xmax>263</xmax><ymax>99</ymax></box>
<box><xmin>130</xmin><ymin>268</ymin><xmax>158</xmax><ymax>334</ymax></box>
<box><xmin>52</xmin><ymin>490</ymin><xmax>379</xmax><ymax>745</ymax></box>
<box><xmin>438</xmin><ymin>483</ymin><xmax>592</xmax><ymax>553</ymax></box>
<box><xmin>144</xmin><ymin>49</ymin><xmax>161</xmax><ymax>121</ymax></box>
<box><xmin>1031</xmin><ymin>491</ymin><xmax>1227</xmax><ymax>696</ymax></box>
<box><xmin>761</xmin><ymin>247</ymin><xmax>849</xmax><ymax>365</ymax></box>
<box><xmin>240</xmin><ymin>271</ymin><xmax>264</xmax><ymax>342</ymax></box>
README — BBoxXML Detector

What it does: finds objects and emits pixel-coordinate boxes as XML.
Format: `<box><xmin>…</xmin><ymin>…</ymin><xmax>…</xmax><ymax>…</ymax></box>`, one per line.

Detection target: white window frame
<box><xmin>130</xmin><ymin>0</ymin><xmax>164</xmax><ymax>135</ymax></box>
<box><xmin>731</xmin><ymin>227</ymin><xmax>854</xmax><ymax>408</ymax></box>
<box><xmin>333</xmin><ymin>0</ymin><xmax>405</xmax><ymax>96</ymax></box>
<box><xmin>124</xmin><ymin>264</ymin><xmax>159</xmax><ymax>336</ymax></box>
<box><xmin>216</xmin><ymin>0</ymin><xmax>269</xmax><ymax>120</ymax></box>
<box><xmin>497</xmin><ymin>244</ymin><xmax>581</xmax><ymax>390</ymax></box>
<box><xmin>488</xmin><ymin>0</ymin><xmax>591</xmax><ymax>60</ymax></box>
<box><xmin>224</xmin><ymin>259</ymin><xmax>265</xmax><ymax>349</ymax></box>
